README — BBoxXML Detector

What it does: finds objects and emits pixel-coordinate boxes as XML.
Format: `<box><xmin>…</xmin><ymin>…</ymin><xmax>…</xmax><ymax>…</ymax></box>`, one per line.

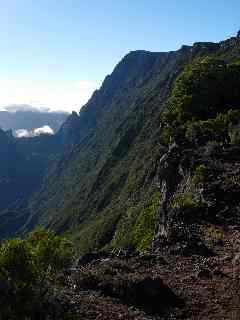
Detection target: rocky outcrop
<box><xmin>155</xmin><ymin>141</ymin><xmax>183</xmax><ymax>238</ymax></box>
<box><xmin>152</xmin><ymin>133</ymin><xmax>240</xmax><ymax>257</ymax></box>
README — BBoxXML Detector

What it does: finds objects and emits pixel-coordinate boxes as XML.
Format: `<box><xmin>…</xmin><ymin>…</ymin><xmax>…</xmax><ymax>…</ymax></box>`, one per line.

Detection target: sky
<box><xmin>0</xmin><ymin>0</ymin><xmax>239</xmax><ymax>113</ymax></box>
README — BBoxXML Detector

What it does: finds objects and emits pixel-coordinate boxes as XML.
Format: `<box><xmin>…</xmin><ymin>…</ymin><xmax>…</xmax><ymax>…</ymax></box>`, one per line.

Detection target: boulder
<box><xmin>99</xmin><ymin>276</ymin><xmax>183</xmax><ymax>313</ymax></box>
<box><xmin>132</xmin><ymin>277</ymin><xmax>182</xmax><ymax>312</ymax></box>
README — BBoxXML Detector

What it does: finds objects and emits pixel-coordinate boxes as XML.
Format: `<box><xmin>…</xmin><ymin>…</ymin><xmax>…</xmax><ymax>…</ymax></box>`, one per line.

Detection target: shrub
<box><xmin>0</xmin><ymin>229</ymin><xmax>74</xmax><ymax>319</ymax></box>
<box><xmin>162</xmin><ymin>58</ymin><xmax>240</xmax><ymax>124</ymax></box>
<box><xmin>229</xmin><ymin>127</ymin><xmax>240</xmax><ymax>145</ymax></box>
<box><xmin>0</xmin><ymin>239</ymin><xmax>37</xmax><ymax>319</ymax></box>
<box><xmin>28</xmin><ymin>228</ymin><xmax>74</xmax><ymax>276</ymax></box>
<box><xmin>171</xmin><ymin>192</ymin><xmax>206</xmax><ymax>211</ymax></box>
<box><xmin>185</xmin><ymin>109</ymin><xmax>240</xmax><ymax>145</ymax></box>
<box><xmin>185</xmin><ymin>115</ymin><xmax>228</xmax><ymax>144</ymax></box>
<box><xmin>192</xmin><ymin>164</ymin><xmax>208</xmax><ymax>185</ymax></box>
<box><xmin>159</xmin><ymin>126</ymin><xmax>171</xmax><ymax>145</ymax></box>
<box><xmin>133</xmin><ymin>192</ymin><xmax>161</xmax><ymax>253</ymax></box>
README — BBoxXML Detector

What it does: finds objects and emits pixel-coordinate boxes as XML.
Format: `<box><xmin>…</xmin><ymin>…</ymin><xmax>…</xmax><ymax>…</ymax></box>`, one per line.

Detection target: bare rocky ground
<box><xmin>55</xmin><ymin>144</ymin><xmax>240</xmax><ymax>320</ymax></box>
<box><xmin>56</xmin><ymin>232</ymin><xmax>240</xmax><ymax>320</ymax></box>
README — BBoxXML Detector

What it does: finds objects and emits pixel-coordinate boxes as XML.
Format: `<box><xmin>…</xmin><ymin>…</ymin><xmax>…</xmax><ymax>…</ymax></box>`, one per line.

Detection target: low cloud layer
<box><xmin>3</xmin><ymin>104</ymin><xmax>51</xmax><ymax>113</ymax></box>
<box><xmin>15</xmin><ymin>125</ymin><xmax>54</xmax><ymax>138</ymax></box>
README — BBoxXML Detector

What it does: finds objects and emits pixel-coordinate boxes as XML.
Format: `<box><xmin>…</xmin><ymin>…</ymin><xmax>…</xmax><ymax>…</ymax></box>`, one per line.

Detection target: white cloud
<box><xmin>0</xmin><ymin>80</ymin><xmax>99</xmax><ymax>113</ymax></box>
<box><xmin>34</xmin><ymin>125</ymin><xmax>54</xmax><ymax>136</ymax></box>
<box><xmin>15</xmin><ymin>129</ymin><xmax>30</xmax><ymax>138</ymax></box>
<box><xmin>15</xmin><ymin>125</ymin><xmax>54</xmax><ymax>138</ymax></box>
<box><xmin>4</xmin><ymin>104</ymin><xmax>50</xmax><ymax>113</ymax></box>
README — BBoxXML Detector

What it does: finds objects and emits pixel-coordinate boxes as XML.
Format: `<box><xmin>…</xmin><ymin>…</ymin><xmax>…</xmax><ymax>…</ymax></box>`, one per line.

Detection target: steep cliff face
<box><xmin>1</xmin><ymin>34</ymin><xmax>240</xmax><ymax>256</ymax></box>
<box><xmin>20</xmin><ymin>47</ymin><xmax>197</xmax><ymax>245</ymax></box>
<box><xmin>17</xmin><ymin>35</ymin><xmax>240</xmax><ymax>253</ymax></box>
<box><xmin>152</xmin><ymin>52</ymin><xmax>240</xmax><ymax>257</ymax></box>
<box><xmin>1</xmin><ymin>34</ymin><xmax>240</xmax><ymax>320</ymax></box>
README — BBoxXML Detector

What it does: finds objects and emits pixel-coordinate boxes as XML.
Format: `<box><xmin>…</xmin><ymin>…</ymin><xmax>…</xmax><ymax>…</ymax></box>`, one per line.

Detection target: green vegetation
<box><xmin>202</xmin><ymin>224</ymin><xmax>226</xmax><ymax>246</ymax></box>
<box><xmin>171</xmin><ymin>192</ymin><xmax>206</xmax><ymax>211</ymax></box>
<box><xmin>192</xmin><ymin>164</ymin><xmax>208</xmax><ymax>185</ymax></box>
<box><xmin>1</xmin><ymin>37</ymin><xmax>240</xmax><ymax>256</ymax></box>
<box><xmin>159</xmin><ymin>125</ymin><xmax>171</xmax><ymax>145</ymax></box>
<box><xmin>163</xmin><ymin>58</ymin><xmax>240</xmax><ymax>124</ymax></box>
<box><xmin>73</xmin><ymin>210</ymin><xmax>122</xmax><ymax>255</ymax></box>
<box><xmin>0</xmin><ymin>229</ymin><xmax>74</xmax><ymax>319</ymax></box>
<box><xmin>161</xmin><ymin>56</ymin><xmax>240</xmax><ymax>152</ymax></box>
<box><xmin>110</xmin><ymin>206</ymin><xmax>139</xmax><ymax>250</ymax></box>
<box><xmin>229</xmin><ymin>127</ymin><xmax>240</xmax><ymax>145</ymax></box>
<box><xmin>133</xmin><ymin>192</ymin><xmax>161</xmax><ymax>253</ymax></box>
<box><xmin>185</xmin><ymin>109</ymin><xmax>240</xmax><ymax>145</ymax></box>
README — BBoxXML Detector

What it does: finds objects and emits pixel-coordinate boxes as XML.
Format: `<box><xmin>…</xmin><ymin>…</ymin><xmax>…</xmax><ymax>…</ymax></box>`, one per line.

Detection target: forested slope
<box><xmin>1</xmin><ymin>34</ymin><xmax>240</xmax><ymax>257</ymax></box>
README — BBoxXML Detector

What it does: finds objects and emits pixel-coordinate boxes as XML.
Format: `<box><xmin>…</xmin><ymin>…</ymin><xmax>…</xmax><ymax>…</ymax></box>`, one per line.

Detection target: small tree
<box><xmin>28</xmin><ymin>228</ymin><xmax>74</xmax><ymax>278</ymax></box>
<box><xmin>0</xmin><ymin>229</ymin><xmax>74</xmax><ymax>319</ymax></box>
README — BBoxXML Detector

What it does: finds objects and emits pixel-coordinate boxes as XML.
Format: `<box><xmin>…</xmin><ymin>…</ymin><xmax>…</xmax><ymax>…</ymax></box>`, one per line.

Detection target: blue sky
<box><xmin>0</xmin><ymin>0</ymin><xmax>239</xmax><ymax>112</ymax></box>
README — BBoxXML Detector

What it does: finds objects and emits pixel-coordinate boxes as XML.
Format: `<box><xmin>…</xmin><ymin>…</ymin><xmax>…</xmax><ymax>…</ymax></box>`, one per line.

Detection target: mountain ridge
<box><xmin>0</xmin><ymin>33</ymin><xmax>240</xmax><ymax>257</ymax></box>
